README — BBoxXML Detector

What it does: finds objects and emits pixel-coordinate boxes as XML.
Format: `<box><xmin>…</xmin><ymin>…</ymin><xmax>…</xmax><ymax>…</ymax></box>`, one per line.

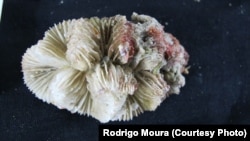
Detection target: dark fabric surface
<box><xmin>0</xmin><ymin>0</ymin><xmax>249</xmax><ymax>140</ymax></box>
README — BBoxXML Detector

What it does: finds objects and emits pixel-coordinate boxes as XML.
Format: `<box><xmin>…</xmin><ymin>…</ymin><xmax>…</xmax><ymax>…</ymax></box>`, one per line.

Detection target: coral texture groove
<box><xmin>22</xmin><ymin>13</ymin><xmax>189</xmax><ymax>123</ymax></box>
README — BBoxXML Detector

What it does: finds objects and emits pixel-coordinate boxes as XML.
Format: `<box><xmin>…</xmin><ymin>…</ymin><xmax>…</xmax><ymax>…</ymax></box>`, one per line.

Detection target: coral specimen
<box><xmin>21</xmin><ymin>13</ymin><xmax>189</xmax><ymax>123</ymax></box>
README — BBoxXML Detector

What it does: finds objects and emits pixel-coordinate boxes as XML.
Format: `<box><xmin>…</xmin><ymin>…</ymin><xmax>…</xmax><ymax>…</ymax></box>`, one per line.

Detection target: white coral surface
<box><xmin>22</xmin><ymin>13</ymin><xmax>189</xmax><ymax>123</ymax></box>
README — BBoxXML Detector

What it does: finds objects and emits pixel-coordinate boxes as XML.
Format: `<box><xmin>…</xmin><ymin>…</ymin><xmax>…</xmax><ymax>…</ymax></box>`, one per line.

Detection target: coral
<box><xmin>21</xmin><ymin>13</ymin><xmax>189</xmax><ymax>123</ymax></box>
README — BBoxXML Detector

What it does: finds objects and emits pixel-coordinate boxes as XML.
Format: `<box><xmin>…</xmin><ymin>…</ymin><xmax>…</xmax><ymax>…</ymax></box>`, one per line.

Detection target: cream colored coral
<box><xmin>21</xmin><ymin>13</ymin><xmax>189</xmax><ymax>123</ymax></box>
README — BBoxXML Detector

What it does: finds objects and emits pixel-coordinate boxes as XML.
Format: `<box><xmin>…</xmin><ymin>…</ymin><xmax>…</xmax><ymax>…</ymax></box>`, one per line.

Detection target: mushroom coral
<box><xmin>21</xmin><ymin>13</ymin><xmax>189</xmax><ymax>123</ymax></box>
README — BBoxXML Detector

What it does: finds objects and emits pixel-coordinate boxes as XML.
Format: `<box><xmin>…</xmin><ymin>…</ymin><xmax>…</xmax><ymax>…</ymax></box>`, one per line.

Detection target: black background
<box><xmin>0</xmin><ymin>0</ymin><xmax>249</xmax><ymax>140</ymax></box>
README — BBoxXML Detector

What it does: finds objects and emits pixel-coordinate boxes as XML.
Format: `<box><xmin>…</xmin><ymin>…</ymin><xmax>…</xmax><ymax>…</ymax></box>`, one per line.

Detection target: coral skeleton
<box><xmin>22</xmin><ymin>13</ymin><xmax>189</xmax><ymax>123</ymax></box>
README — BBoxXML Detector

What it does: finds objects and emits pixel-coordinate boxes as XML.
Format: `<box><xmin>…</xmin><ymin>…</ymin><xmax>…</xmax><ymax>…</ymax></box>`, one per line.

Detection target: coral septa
<box><xmin>49</xmin><ymin>67</ymin><xmax>91</xmax><ymax>115</ymax></box>
<box><xmin>86</xmin><ymin>62</ymin><xmax>138</xmax><ymax>122</ymax></box>
<box><xmin>133</xmin><ymin>71</ymin><xmax>170</xmax><ymax>111</ymax></box>
<box><xmin>22</xmin><ymin>13</ymin><xmax>189</xmax><ymax>123</ymax></box>
<box><xmin>65</xmin><ymin>18</ymin><xmax>101</xmax><ymax>71</ymax></box>
<box><xmin>21</xmin><ymin>41</ymin><xmax>69</xmax><ymax>102</ymax></box>
<box><xmin>111</xmin><ymin>95</ymin><xmax>144</xmax><ymax>121</ymax></box>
